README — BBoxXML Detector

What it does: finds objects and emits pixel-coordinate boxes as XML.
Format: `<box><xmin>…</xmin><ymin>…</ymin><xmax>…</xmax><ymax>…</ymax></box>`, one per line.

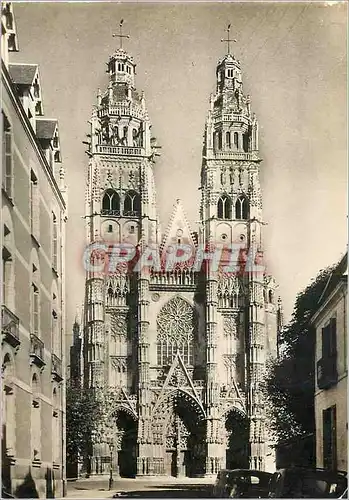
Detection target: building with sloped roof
<box><xmin>1</xmin><ymin>2</ymin><xmax>67</xmax><ymax>496</ymax></box>
<box><xmin>312</xmin><ymin>253</ymin><xmax>347</xmax><ymax>473</ymax></box>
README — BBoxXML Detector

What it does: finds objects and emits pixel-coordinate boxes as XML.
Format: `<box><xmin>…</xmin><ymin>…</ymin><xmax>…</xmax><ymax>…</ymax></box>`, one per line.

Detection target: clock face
<box><xmin>176</xmin><ymin>229</ymin><xmax>183</xmax><ymax>237</ymax></box>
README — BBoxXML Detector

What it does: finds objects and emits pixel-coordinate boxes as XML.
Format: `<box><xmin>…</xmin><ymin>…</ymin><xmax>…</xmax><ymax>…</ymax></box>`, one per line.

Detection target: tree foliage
<box><xmin>66</xmin><ymin>385</ymin><xmax>102</xmax><ymax>465</ymax></box>
<box><xmin>264</xmin><ymin>263</ymin><xmax>336</xmax><ymax>443</ymax></box>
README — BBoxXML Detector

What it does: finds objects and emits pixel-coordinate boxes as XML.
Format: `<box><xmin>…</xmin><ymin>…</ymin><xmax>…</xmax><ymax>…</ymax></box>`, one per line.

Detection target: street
<box><xmin>66</xmin><ymin>477</ymin><xmax>214</xmax><ymax>498</ymax></box>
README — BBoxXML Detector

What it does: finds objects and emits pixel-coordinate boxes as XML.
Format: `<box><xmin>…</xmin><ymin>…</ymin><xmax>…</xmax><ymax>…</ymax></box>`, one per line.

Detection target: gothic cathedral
<box><xmin>79</xmin><ymin>32</ymin><xmax>280</xmax><ymax>478</ymax></box>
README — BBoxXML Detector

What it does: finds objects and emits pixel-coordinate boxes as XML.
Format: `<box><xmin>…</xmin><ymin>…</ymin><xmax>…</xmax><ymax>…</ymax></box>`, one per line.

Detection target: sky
<box><xmin>11</xmin><ymin>1</ymin><xmax>347</xmax><ymax>346</ymax></box>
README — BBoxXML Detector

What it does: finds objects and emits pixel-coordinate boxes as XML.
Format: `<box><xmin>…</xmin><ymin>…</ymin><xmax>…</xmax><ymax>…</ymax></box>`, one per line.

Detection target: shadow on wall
<box><xmin>14</xmin><ymin>470</ymin><xmax>39</xmax><ymax>498</ymax></box>
<box><xmin>45</xmin><ymin>467</ymin><xmax>55</xmax><ymax>498</ymax></box>
<box><xmin>2</xmin><ymin>429</ymin><xmax>12</xmax><ymax>493</ymax></box>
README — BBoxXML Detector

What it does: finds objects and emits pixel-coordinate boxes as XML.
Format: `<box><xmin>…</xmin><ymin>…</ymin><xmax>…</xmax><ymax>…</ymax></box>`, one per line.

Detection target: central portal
<box><xmin>153</xmin><ymin>390</ymin><xmax>206</xmax><ymax>478</ymax></box>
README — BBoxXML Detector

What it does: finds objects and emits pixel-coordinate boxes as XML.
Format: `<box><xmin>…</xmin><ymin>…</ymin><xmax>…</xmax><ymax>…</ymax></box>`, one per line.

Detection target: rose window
<box><xmin>156</xmin><ymin>297</ymin><xmax>196</xmax><ymax>366</ymax></box>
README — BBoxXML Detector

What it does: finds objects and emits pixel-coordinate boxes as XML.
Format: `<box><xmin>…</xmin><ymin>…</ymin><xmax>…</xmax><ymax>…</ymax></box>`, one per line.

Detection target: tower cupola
<box><xmin>203</xmin><ymin>25</ymin><xmax>259</xmax><ymax>158</ymax></box>
<box><xmin>88</xmin><ymin>20</ymin><xmax>157</xmax><ymax>157</ymax></box>
<box><xmin>107</xmin><ymin>48</ymin><xmax>136</xmax><ymax>87</ymax></box>
<box><xmin>216</xmin><ymin>53</ymin><xmax>242</xmax><ymax>94</ymax></box>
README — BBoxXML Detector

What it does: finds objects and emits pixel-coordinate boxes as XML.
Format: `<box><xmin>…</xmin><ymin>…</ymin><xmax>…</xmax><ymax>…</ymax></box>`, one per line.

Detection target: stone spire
<box><xmin>203</xmin><ymin>37</ymin><xmax>259</xmax><ymax>159</ymax></box>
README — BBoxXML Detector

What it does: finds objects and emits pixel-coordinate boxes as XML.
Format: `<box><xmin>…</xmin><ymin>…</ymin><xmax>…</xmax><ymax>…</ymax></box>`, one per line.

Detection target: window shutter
<box><xmin>329</xmin><ymin>318</ymin><xmax>337</xmax><ymax>356</ymax></box>
<box><xmin>5</xmin><ymin>129</ymin><xmax>12</xmax><ymax>194</ymax></box>
<box><xmin>52</xmin><ymin>213</ymin><xmax>58</xmax><ymax>270</ymax></box>
<box><xmin>32</xmin><ymin>285</ymin><xmax>39</xmax><ymax>335</ymax></box>
<box><xmin>322</xmin><ymin>324</ymin><xmax>331</xmax><ymax>357</ymax></box>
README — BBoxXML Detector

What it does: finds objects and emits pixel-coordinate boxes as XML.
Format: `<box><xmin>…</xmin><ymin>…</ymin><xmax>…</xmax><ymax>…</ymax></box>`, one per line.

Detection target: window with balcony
<box><xmin>52</xmin><ymin>292</ymin><xmax>59</xmax><ymax>356</ymax></box>
<box><xmin>2</xmin><ymin>238</ymin><xmax>12</xmax><ymax>308</ymax></box>
<box><xmin>317</xmin><ymin>318</ymin><xmax>338</xmax><ymax>390</ymax></box>
<box><xmin>31</xmin><ymin>373</ymin><xmax>41</xmax><ymax>462</ymax></box>
<box><xmin>2</xmin><ymin>112</ymin><xmax>12</xmax><ymax>197</ymax></box>
<box><xmin>30</xmin><ymin>170</ymin><xmax>39</xmax><ymax>240</ymax></box>
<box><xmin>52</xmin><ymin>212</ymin><xmax>58</xmax><ymax>271</ymax></box>
<box><xmin>323</xmin><ymin>405</ymin><xmax>337</xmax><ymax>470</ymax></box>
<box><xmin>52</xmin><ymin>387</ymin><xmax>60</xmax><ymax>464</ymax></box>
<box><xmin>2</xmin><ymin>353</ymin><xmax>15</xmax><ymax>459</ymax></box>
<box><xmin>31</xmin><ymin>283</ymin><xmax>39</xmax><ymax>336</ymax></box>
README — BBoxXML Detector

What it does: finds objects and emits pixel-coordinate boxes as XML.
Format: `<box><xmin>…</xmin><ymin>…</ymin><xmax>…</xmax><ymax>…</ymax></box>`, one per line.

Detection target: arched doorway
<box><xmin>153</xmin><ymin>390</ymin><xmax>206</xmax><ymax>477</ymax></box>
<box><xmin>113</xmin><ymin>409</ymin><xmax>137</xmax><ymax>478</ymax></box>
<box><xmin>225</xmin><ymin>409</ymin><xmax>249</xmax><ymax>470</ymax></box>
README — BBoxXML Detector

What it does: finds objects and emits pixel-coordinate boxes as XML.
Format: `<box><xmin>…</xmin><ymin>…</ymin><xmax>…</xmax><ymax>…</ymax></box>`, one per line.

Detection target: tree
<box><xmin>264</xmin><ymin>263</ymin><xmax>336</xmax><ymax>443</ymax></box>
<box><xmin>66</xmin><ymin>385</ymin><xmax>102</xmax><ymax>476</ymax></box>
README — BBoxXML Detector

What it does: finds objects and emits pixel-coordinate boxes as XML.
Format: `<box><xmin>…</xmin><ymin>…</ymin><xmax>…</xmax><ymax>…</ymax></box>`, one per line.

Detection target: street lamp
<box><xmin>108</xmin><ymin>442</ymin><xmax>114</xmax><ymax>491</ymax></box>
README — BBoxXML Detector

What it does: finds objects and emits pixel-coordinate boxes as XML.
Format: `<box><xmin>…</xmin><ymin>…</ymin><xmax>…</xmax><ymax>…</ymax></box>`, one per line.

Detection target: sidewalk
<box><xmin>65</xmin><ymin>476</ymin><xmax>215</xmax><ymax>499</ymax></box>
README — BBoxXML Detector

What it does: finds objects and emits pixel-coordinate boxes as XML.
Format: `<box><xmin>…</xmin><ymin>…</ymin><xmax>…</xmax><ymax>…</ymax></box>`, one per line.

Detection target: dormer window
<box><xmin>33</xmin><ymin>79</ymin><xmax>40</xmax><ymax>99</ymax></box>
<box><xmin>35</xmin><ymin>102</ymin><xmax>42</xmax><ymax>116</ymax></box>
<box><xmin>53</xmin><ymin>135</ymin><xmax>58</xmax><ymax>149</ymax></box>
<box><xmin>5</xmin><ymin>10</ymin><xmax>13</xmax><ymax>30</ymax></box>
<box><xmin>54</xmin><ymin>151</ymin><xmax>61</xmax><ymax>163</ymax></box>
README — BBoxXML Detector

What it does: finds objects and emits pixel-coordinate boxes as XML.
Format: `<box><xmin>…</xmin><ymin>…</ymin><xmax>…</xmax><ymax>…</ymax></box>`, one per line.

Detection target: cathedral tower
<box><xmin>200</xmin><ymin>29</ymin><xmax>278</xmax><ymax>473</ymax></box>
<box><xmin>83</xmin><ymin>26</ymin><xmax>160</xmax><ymax>477</ymax></box>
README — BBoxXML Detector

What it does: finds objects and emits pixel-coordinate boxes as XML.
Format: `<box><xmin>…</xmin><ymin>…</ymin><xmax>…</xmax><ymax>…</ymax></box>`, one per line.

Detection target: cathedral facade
<box><xmin>79</xmin><ymin>33</ymin><xmax>281</xmax><ymax>478</ymax></box>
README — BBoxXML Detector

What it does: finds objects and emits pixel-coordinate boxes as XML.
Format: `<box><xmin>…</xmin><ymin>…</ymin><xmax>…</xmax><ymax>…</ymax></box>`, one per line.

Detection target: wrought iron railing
<box><xmin>2</xmin><ymin>305</ymin><xmax>20</xmax><ymax>348</ymax></box>
<box><xmin>51</xmin><ymin>353</ymin><xmax>63</xmax><ymax>381</ymax></box>
<box><xmin>317</xmin><ymin>355</ymin><xmax>338</xmax><ymax>390</ymax></box>
<box><xmin>30</xmin><ymin>334</ymin><xmax>45</xmax><ymax>368</ymax></box>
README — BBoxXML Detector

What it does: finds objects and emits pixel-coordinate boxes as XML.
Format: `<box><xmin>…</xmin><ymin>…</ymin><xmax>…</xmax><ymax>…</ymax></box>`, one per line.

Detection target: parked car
<box><xmin>268</xmin><ymin>467</ymin><xmax>347</xmax><ymax>498</ymax></box>
<box><xmin>338</xmin><ymin>488</ymin><xmax>348</xmax><ymax>499</ymax></box>
<box><xmin>2</xmin><ymin>487</ymin><xmax>15</xmax><ymax>499</ymax></box>
<box><xmin>212</xmin><ymin>469</ymin><xmax>273</xmax><ymax>498</ymax></box>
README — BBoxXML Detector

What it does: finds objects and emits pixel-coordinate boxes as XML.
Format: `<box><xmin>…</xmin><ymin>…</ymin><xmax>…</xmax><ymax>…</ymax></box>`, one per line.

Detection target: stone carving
<box><xmin>166</xmin><ymin>436</ymin><xmax>175</xmax><ymax>449</ymax></box>
<box><xmin>222</xmin><ymin>353</ymin><xmax>238</xmax><ymax>369</ymax></box>
<box><xmin>223</xmin><ymin>314</ymin><xmax>239</xmax><ymax>338</ymax></box>
<box><xmin>218</xmin><ymin>275</ymin><xmax>242</xmax><ymax>309</ymax></box>
<box><xmin>168</xmin><ymin>365</ymin><xmax>188</xmax><ymax>387</ymax></box>
<box><xmin>110</xmin><ymin>313</ymin><xmax>127</xmax><ymax>337</ymax></box>
<box><xmin>110</xmin><ymin>356</ymin><xmax>128</xmax><ymax>372</ymax></box>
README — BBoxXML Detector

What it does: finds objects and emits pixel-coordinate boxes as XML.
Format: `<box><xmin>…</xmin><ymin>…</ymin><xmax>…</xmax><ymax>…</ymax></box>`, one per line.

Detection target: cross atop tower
<box><xmin>221</xmin><ymin>24</ymin><xmax>237</xmax><ymax>54</ymax></box>
<box><xmin>112</xmin><ymin>20</ymin><xmax>130</xmax><ymax>50</ymax></box>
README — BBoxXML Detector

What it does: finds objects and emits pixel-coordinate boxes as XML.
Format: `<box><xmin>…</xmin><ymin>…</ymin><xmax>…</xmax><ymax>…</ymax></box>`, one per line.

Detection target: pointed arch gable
<box><xmin>109</xmin><ymin>404</ymin><xmax>138</xmax><ymax>422</ymax></box>
<box><xmin>221</xmin><ymin>404</ymin><xmax>247</xmax><ymax>421</ymax></box>
<box><xmin>153</xmin><ymin>388</ymin><xmax>206</xmax><ymax>423</ymax></box>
